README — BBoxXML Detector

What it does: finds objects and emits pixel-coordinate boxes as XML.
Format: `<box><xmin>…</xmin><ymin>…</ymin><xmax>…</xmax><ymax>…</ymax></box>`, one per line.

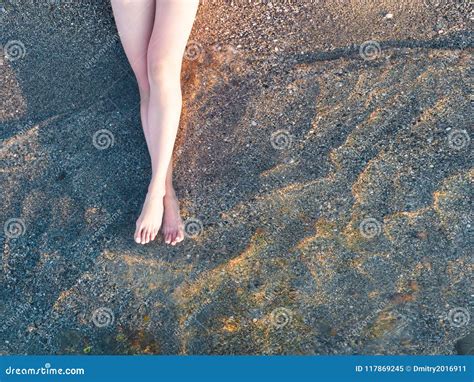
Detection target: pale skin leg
<box><xmin>111</xmin><ymin>0</ymin><xmax>199</xmax><ymax>245</ymax></box>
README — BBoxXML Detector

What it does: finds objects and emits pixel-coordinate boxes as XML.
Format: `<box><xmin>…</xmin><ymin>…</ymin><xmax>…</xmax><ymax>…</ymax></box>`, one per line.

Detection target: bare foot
<box><xmin>161</xmin><ymin>193</ymin><xmax>184</xmax><ymax>246</ymax></box>
<box><xmin>134</xmin><ymin>192</ymin><xmax>164</xmax><ymax>244</ymax></box>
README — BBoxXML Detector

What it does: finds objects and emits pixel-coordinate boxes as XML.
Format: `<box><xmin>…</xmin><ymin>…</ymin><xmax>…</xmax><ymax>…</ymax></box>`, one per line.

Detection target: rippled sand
<box><xmin>1</xmin><ymin>0</ymin><xmax>472</xmax><ymax>355</ymax></box>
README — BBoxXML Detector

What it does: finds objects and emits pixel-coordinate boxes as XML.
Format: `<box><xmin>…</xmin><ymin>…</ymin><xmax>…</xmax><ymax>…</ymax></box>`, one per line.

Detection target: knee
<box><xmin>147</xmin><ymin>58</ymin><xmax>181</xmax><ymax>87</ymax></box>
<box><xmin>136</xmin><ymin>77</ymin><xmax>150</xmax><ymax>100</ymax></box>
<box><xmin>132</xmin><ymin>69</ymin><xmax>150</xmax><ymax>99</ymax></box>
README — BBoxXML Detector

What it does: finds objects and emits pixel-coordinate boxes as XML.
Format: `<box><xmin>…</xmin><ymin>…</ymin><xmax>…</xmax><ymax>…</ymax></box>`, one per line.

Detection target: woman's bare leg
<box><xmin>134</xmin><ymin>0</ymin><xmax>199</xmax><ymax>245</ymax></box>
<box><xmin>110</xmin><ymin>0</ymin><xmax>155</xmax><ymax>149</ymax></box>
<box><xmin>112</xmin><ymin>0</ymin><xmax>197</xmax><ymax>245</ymax></box>
<box><xmin>110</xmin><ymin>0</ymin><xmax>160</xmax><ymax>244</ymax></box>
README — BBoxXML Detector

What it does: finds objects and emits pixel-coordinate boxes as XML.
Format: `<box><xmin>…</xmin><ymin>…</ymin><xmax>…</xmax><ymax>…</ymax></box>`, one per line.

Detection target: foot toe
<box><xmin>134</xmin><ymin>226</ymin><xmax>143</xmax><ymax>244</ymax></box>
<box><xmin>134</xmin><ymin>223</ymin><xmax>140</xmax><ymax>243</ymax></box>
<box><xmin>141</xmin><ymin>228</ymin><xmax>148</xmax><ymax>245</ymax></box>
<box><xmin>170</xmin><ymin>233</ymin><xmax>177</xmax><ymax>246</ymax></box>
<box><xmin>176</xmin><ymin>231</ymin><xmax>185</xmax><ymax>243</ymax></box>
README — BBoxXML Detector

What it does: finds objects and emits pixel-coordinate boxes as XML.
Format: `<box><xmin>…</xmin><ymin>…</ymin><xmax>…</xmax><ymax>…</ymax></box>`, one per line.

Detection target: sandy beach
<box><xmin>1</xmin><ymin>0</ymin><xmax>472</xmax><ymax>354</ymax></box>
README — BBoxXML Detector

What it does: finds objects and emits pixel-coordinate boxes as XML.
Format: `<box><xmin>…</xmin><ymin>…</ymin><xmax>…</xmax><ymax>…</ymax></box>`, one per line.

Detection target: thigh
<box><xmin>147</xmin><ymin>0</ymin><xmax>199</xmax><ymax>67</ymax></box>
<box><xmin>111</xmin><ymin>0</ymin><xmax>156</xmax><ymax>82</ymax></box>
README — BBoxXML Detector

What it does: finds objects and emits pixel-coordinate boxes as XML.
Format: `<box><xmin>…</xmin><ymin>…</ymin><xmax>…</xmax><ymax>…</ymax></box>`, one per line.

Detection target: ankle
<box><xmin>164</xmin><ymin>189</ymin><xmax>177</xmax><ymax>199</ymax></box>
<box><xmin>147</xmin><ymin>185</ymin><xmax>166</xmax><ymax>197</ymax></box>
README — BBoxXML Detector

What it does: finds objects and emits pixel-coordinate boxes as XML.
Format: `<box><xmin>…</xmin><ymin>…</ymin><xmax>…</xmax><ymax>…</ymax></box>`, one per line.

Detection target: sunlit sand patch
<box><xmin>294</xmin><ymin>218</ymin><xmax>338</xmax><ymax>250</ymax></box>
<box><xmin>51</xmin><ymin>249</ymin><xmax>191</xmax><ymax>314</ymax></box>
<box><xmin>169</xmin><ymin>43</ymin><xmax>473</xmax><ymax>350</ymax></box>
<box><xmin>174</xmin><ymin>228</ymin><xmax>269</xmax><ymax>303</ymax></box>
<box><xmin>104</xmin><ymin>251</ymin><xmax>192</xmax><ymax>297</ymax></box>
<box><xmin>293</xmin><ymin>233</ymin><xmax>343</xmax><ymax>299</ymax></box>
<box><xmin>221</xmin><ymin>316</ymin><xmax>240</xmax><ymax>333</ymax></box>
<box><xmin>366</xmin><ymin>310</ymin><xmax>405</xmax><ymax>339</ymax></box>
<box><xmin>342</xmin><ymin>201</ymin><xmax>386</xmax><ymax>252</ymax></box>
<box><xmin>0</xmin><ymin>125</ymin><xmax>40</xmax><ymax>173</ymax></box>
<box><xmin>172</xmin><ymin>229</ymin><xmax>275</xmax><ymax>352</ymax></box>
<box><xmin>445</xmin><ymin>259</ymin><xmax>473</xmax><ymax>286</ymax></box>
<box><xmin>34</xmin><ymin>248</ymin><xmax>195</xmax><ymax>353</ymax></box>
<box><xmin>432</xmin><ymin>170</ymin><xmax>473</xmax><ymax>241</ymax></box>
<box><xmin>350</xmin><ymin>153</ymin><xmax>392</xmax><ymax>204</ymax></box>
<box><xmin>383</xmin><ymin>209</ymin><xmax>434</xmax><ymax>244</ymax></box>
<box><xmin>0</xmin><ymin>61</ymin><xmax>26</xmax><ymax>122</ymax></box>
